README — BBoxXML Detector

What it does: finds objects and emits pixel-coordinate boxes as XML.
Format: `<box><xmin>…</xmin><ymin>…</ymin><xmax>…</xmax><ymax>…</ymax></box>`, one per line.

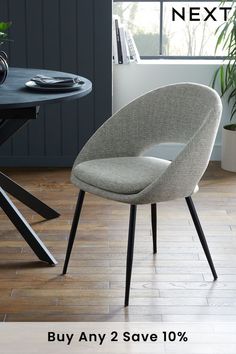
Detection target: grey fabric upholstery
<box><xmin>72</xmin><ymin>83</ymin><xmax>222</xmax><ymax>205</ymax></box>
<box><xmin>74</xmin><ymin>157</ymin><xmax>170</xmax><ymax>194</ymax></box>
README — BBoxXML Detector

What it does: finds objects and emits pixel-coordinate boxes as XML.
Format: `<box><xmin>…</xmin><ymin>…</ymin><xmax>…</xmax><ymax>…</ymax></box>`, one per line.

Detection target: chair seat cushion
<box><xmin>73</xmin><ymin>157</ymin><xmax>171</xmax><ymax>195</ymax></box>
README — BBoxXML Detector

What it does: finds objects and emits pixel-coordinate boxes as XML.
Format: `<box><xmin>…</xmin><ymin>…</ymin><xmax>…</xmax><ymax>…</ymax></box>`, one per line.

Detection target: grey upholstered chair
<box><xmin>63</xmin><ymin>83</ymin><xmax>222</xmax><ymax>306</ymax></box>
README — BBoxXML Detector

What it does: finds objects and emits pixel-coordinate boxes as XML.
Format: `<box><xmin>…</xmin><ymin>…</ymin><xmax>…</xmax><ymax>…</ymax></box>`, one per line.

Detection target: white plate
<box><xmin>25</xmin><ymin>80</ymin><xmax>84</xmax><ymax>92</ymax></box>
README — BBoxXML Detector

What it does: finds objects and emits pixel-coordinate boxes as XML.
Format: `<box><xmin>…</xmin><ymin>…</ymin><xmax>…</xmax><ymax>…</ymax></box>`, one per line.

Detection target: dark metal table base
<box><xmin>0</xmin><ymin>107</ymin><xmax>59</xmax><ymax>265</ymax></box>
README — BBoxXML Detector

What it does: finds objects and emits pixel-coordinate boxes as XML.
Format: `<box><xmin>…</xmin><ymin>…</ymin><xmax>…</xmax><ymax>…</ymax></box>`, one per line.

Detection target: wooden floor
<box><xmin>1</xmin><ymin>162</ymin><xmax>236</xmax><ymax>322</ymax></box>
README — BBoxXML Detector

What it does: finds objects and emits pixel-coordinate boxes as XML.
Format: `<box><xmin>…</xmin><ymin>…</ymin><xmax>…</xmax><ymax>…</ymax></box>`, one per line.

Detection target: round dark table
<box><xmin>0</xmin><ymin>67</ymin><xmax>92</xmax><ymax>109</ymax></box>
<box><xmin>0</xmin><ymin>67</ymin><xmax>92</xmax><ymax>265</ymax></box>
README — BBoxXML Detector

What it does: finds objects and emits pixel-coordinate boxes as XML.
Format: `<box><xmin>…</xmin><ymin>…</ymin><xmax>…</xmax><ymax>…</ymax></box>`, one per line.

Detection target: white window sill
<box><xmin>113</xmin><ymin>59</ymin><xmax>225</xmax><ymax>66</ymax></box>
<box><xmin>137</xmin><ymin>59</ymin><xmax>224</xmax><ymax>65</ymax></box>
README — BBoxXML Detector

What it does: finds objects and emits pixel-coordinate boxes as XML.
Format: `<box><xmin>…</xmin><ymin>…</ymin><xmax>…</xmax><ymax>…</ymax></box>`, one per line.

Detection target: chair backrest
<box><xmin>74</xmin><ymin>83</ymin><xmax>222</xmax><ymax>203</ymax></box>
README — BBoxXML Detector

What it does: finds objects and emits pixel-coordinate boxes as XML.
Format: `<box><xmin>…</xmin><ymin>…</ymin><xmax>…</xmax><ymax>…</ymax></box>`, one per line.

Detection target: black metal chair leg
<box><xmin>63</xmin><ymin>190</ymin><xmax>85</xmax><ymax>275</ymax></box>
<box><xmin>151</xmin><ymin>203</ymin><xmax>157</xmax><ymax>254</ymax></box>
<box><xmin>185</xmin><ymin>196</ymin><xmax>218</xmax><ymax>280</ymax></box>
<box><xmin>125</xmin><ymin>204</ymin><xmax>137</xmax><ymax>307</ymax></box>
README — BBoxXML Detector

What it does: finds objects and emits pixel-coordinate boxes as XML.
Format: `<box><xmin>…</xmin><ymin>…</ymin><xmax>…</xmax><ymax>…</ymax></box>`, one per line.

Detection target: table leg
<box><xmin>0</xmin><ymin>187</ymin><xmax>57</xmax><ymax>265</ymax></box>
<box><xmin>0</xmin><ymin>118</ymin><xmax>29</xmax><ymax>145</ymax></box>
<box><xmin>0</xmin><ymin>172</ymin><xmax>60</xmax><ymax>220</ymax></box>
<box><xmin>0</xmin><ymin>108</ymin><xmax>58</xmax><ymax>265</ymax></box>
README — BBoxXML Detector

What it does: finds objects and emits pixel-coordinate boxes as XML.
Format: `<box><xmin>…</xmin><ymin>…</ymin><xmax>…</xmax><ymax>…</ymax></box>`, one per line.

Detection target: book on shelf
<box><xmin>125</xmin><ymin>30</ymin><xmax>140</xmax><ymax>63</ymax></box>
<box><xmin>112</xmin><ymin>16</ymin><xmax>140</xmax><ymax>65</ymax></box>
<box><xmin>112</xmin><ymin>17</ymin><xmax>119</xmax><ymax>64</ymax></box>
<box><xmin>115</xmin><ymin>17</ymin><xmax>123</xmax><ymax>64</ymax></box>
<box><xmin>119</xmin><ymin>26</ymin><xmax>130</xmax><ymax>64</ymax></box>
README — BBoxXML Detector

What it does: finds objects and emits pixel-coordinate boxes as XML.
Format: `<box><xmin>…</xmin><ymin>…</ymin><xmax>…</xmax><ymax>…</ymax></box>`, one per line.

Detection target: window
<box><xmin>113</xmin><ymin>0</ymin><xmax>231</xmax><ymax>59</ymax></box>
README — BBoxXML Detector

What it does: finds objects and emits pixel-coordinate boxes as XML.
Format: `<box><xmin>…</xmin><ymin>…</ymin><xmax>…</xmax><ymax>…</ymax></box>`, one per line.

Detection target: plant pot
<box><xmin>221</xmin><ymin>124</ymin><xmax>236</xmax><ymax>172</ymax></box>
<box><xmin>0</xmin><ymin>51</ymin><xmax>8</xmax><ymax>85</ymax></box>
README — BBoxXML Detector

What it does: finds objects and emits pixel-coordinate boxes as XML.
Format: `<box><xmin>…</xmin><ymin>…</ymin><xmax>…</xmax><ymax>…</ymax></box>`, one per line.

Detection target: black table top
<box><xmin>0</xmin><ymin>68</ymin><xmax>92</xmax><ymax>109</ymax></box>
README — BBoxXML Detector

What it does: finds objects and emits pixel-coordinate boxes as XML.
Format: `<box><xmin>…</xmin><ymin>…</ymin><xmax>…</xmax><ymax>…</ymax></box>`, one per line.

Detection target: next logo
<box><xmin>172</xmin><ymin>7</ymin><xmax>232</xmax><ymax>22</ymax></box>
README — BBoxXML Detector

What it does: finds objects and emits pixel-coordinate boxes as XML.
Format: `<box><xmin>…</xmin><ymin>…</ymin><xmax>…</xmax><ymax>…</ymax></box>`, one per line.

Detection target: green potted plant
<box><xmin>0</xmin><ymin>21</ymin><xmax>11</xmax><ymax>85</ymax></box>
<box><xmin>213</xmin><ymin>1</ymin><xmax>236</xmax><ymax>171</ymax></box>
<box><xmin>0</xmin><ymin>21</ymin><xmax>11</xmax><ymax>43</ymax></box>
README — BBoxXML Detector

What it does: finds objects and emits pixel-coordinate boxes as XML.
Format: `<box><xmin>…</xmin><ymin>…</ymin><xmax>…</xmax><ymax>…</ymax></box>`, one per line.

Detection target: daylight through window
<box><xmin>113</xmin><ymin>0</ymin><xmax>232</xmax><ymax>59</ymax></box>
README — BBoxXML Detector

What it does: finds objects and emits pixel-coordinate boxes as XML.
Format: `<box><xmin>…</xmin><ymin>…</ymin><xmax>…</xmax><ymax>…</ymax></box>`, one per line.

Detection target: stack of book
<box><xmin>113</xmin><ymin>16</ymin><xmax>140</xmax><ymax>65</ymax></box>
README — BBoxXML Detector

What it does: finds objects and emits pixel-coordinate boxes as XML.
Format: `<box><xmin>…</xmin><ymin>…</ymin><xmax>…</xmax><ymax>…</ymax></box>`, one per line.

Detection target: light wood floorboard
<box><xmin>0</xmin><ymin>162</ymin><xmax>236</xmax><ymax>322</ymax></box>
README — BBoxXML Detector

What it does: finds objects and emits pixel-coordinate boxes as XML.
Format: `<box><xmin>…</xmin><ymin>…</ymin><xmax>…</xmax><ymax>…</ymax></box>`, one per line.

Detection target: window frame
<box><xmin>113</xmin><ymin>0</ymin><xmax>230</xmax><ymax>59</ymax></box>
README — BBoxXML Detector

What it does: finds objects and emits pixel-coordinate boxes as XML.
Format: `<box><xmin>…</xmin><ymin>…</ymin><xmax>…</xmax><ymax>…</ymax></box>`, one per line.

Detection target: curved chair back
<box><xmin>74</xmin><ymin>83</ymin><xmax>222</xmax><ymax>203</ymax></box>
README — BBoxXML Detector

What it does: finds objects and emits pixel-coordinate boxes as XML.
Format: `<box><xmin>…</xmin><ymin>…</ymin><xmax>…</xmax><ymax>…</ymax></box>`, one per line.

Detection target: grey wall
<box><xmin>0</xmin><ymin>0</ymin><xmax>112</xmax><ymax>166</ymax></box>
